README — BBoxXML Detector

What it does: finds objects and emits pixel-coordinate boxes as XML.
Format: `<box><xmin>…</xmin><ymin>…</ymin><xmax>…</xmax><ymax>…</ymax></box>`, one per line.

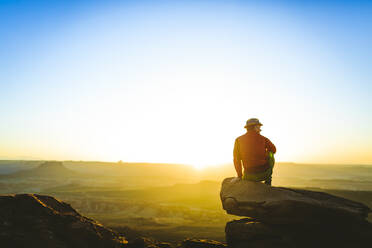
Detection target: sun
<box><xmin>191</xmin><ymin>163</ymin><xmax>207</xmax><ymax>170</ymax></box>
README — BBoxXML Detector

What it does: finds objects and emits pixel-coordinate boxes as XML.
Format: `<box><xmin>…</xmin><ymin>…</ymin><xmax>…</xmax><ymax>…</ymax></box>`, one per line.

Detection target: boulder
<box><xmin>225</xmin><ymin>218</ymin><xmax>372</xmax><ymax>248</ymax></box>
<box><xmin>220</xmin><ymin>177</ymin><xmax>371</xmax><ymax>223</ymax></box>
<box><xmin>181</xmin><ymin>239</ymin><xmax>227</xmax><ymax>248</ymax></box>
<box><xmin>127</xmin><ymin>237</ymin><xmax>172</xmax><ymax>248</ymax></box>
<box><xmin>221</xmin><ymin>178</ymin><xmax>372</xmax><ymax>248</ymax></box>
<box><xmin>0</xmin><ymin>194</ymin><xmax>127</xmax><ymax>248</ymax></box>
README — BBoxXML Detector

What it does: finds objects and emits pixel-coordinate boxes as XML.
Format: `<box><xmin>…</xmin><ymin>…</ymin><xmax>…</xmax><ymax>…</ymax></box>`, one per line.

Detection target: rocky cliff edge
<box><xmin>220</xmin><ymin>177</ymin><xmax>372</xmax><ymax>248</ymax></box>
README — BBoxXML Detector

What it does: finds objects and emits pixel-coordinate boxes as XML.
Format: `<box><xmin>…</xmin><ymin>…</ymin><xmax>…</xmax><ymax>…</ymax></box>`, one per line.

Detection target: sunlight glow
<box><xmin>1</xmin><ymin>1</ymin><xmax>371</xmax><ymax>165</ymax></box>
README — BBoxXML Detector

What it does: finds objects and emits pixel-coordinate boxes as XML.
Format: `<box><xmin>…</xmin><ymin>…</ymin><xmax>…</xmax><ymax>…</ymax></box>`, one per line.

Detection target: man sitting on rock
<box><xmin>233</xmin><ymin>118</ymin><xmax>276</xmax><ymax>185</ymax></box>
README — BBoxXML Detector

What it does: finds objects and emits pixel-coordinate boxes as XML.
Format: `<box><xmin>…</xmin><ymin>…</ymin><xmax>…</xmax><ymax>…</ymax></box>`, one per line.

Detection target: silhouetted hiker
<box><xmin>233</xmin><ymin>118</ymin><xmax>276</xmax><ymax>185</ymax></box>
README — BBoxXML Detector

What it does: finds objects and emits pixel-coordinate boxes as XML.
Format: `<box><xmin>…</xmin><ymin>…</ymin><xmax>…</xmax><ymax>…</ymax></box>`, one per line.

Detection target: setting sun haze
<box><xmin>1</xmin><ymin>0</ymin><xmax>371</xmax><ymax>167</ymax></box>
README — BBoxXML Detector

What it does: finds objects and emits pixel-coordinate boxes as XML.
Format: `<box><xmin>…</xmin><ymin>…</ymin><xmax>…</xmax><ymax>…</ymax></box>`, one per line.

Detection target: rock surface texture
<box><xmin>181</xmin><ymin>239</ymin><xmax>227</xmax><ymax>248</ymax></box>
<box><xmin>221</xmin><ymin>177</ymin><xmax>372</xmax><ymax>248</ymax></box>
<box><xmin>220</xmin><ymin>177</ymin><xmax>370</xmax><ymax>222</ymax></box>
<box><xmin>0</xmin><ymin>194</ymin><xmax>228</xmax><ymax>248</ymax></box>
<box><xmin>0</xmin><ymin>194</ymin><xmax>127</xmax><ymax>248</ymax></box>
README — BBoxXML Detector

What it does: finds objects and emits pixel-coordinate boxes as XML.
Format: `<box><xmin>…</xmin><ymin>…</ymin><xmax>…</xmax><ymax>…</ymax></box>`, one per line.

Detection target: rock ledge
<box><xmin>220</xmin><ymin>178</ymin><xmax>372</xmax><ymax>248</ymax></box>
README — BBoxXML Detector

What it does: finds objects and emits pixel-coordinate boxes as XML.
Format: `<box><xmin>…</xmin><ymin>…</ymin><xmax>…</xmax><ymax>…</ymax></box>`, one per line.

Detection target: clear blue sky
<box><xmin>1</xmin><ymin>0</ymin><xmax>371</xmax><ymax>166</ymax></box>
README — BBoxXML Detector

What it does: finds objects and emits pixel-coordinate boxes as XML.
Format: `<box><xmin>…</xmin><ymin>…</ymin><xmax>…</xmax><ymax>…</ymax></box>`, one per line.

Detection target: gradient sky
<box><xmin>1</xmin><ymin>0</ymin><xmax>371</xmax><ymax>167</ymax></box>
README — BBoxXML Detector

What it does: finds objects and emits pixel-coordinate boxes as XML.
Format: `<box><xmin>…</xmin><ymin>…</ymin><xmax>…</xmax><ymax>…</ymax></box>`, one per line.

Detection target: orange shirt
<box><xmin>233</xmin><ymin>130</ymin><xmax>276</xmax><ymax>177</ymax></box>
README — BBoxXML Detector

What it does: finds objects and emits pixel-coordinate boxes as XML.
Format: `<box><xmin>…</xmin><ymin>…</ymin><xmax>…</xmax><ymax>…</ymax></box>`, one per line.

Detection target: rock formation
<box><xmin>0</xmin><ymin>194</ymin><xmax>209</xmax><ymax>248</ymax></box>
<box><xmin>127</xmin><ymin>237</ymin><xmax>172</xmax><ymax>248</ymax></box>
<box><xmin>220</xmin><ymin>177</ymin><xmax>372</xmax><ymax>248</ymax></box>
<box><xmin>3</xmin><ymin>179</ymin><xmax>371</xmax><ymax>248</ymax></box>
<box><xmin>0</xmin><ymin>161</ymin><xmax>78</xmax><ymax>179</ymax></box>
<box><xmin>220</xmin><ymin>177</ymin><xmax>370</xmax><ymax>223</ymax></box>
<box><xmin>181</xmin><ymin>239</ymin><xmax>226</xmax><ymax>248</ymax></box>
<box><xmin>0</xmin><ymin>194</ymin><xmax>127</xmax><ymax>248</ymax></box>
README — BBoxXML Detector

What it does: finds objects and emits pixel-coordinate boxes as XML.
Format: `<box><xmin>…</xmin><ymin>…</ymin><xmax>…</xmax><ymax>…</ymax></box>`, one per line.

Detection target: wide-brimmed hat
<box><xmin>244</xmin><ymin>118</ymin><xmax>263</xmax><ymax>128</ymax></box>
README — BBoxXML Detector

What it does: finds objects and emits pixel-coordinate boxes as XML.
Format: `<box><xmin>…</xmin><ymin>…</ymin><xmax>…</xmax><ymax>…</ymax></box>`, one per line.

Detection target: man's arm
<box><xmin>265</xmin><ymin>137</ymin><xmax>276</xmax><ymax>154</ymax></box>
<box><xmin>233</xmin><ymin>139</ymin><xmax>243</xmax><ymax>178</ymax></box>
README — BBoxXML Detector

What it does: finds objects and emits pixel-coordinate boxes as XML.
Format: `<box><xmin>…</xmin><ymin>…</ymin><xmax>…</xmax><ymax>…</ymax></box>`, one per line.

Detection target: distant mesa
<box><xmin>0</xmin><ymin>161</ymin><xmax>79</xmax><ymax>179</ymax></box>
<box><xmin>38</xmin><ymin>161</ymin><xmax>65</xmax><ymax>169</ymax></box>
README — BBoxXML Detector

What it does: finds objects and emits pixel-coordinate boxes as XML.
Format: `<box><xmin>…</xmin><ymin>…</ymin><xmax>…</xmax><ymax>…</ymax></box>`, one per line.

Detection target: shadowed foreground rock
<box><xmin>0</xmin><ymin>194</ymin><xmax>127</xmax><ymax>248</ymax></box>
<box><xmin>127</xmin><ymin>237</ymin><xmax>172</xmax><ymax>248</ymax></box>
<box><xmin>225</xmin><ymin>217</ymin><xmax>372</xmax><ymax>248</ymax></box>
<box><xmin>0</xmin><ymin>194</ymin><xmax>227</xmax><ymax>248</ymax></box>
<box><xmin>181</xmin><ymin>239</ymin><xmax>227</xmax><ymax>248</ymax></box>
<box><xmin>220</xmin><ymin>178</ymin><xmax>372</xmax><ymax>248</ymax></box>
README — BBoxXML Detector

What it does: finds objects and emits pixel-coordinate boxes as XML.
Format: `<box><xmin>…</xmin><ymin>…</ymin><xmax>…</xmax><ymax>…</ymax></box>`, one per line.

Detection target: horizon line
<box><xmin>1</xmin><ymin>159</ymin><xmax>372</xmax><ymax>167</ymax></box>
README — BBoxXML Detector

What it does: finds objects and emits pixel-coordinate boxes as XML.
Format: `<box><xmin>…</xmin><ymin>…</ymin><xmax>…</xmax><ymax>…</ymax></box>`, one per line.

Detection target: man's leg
<box><xmin>264</xmin><ymin>152</ymin><xmax>275</xmax><ymax>186</ymax></box>
<box><xmin>243</xmin><ymin>153</ymin><xmax>275</xmax><ymax>183</ymax></box>
<box><xmin>264</xmin><ymin>176</ymin><xmax>272</xmax><ymax>186</ymax></box>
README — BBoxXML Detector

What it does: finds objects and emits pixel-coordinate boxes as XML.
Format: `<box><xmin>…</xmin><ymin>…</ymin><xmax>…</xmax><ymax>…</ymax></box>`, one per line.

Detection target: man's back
<box><xmin>234</xmin><ymin>130</ymin><xmax>276</xmax><ymax>173</ymax></box>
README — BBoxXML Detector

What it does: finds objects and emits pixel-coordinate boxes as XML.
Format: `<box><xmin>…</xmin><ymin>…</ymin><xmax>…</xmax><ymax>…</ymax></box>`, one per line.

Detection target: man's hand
<box><xmin>231</xmin><ymin>177</ymin><xmax>242</xmax><ymax>183</ymax></box>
